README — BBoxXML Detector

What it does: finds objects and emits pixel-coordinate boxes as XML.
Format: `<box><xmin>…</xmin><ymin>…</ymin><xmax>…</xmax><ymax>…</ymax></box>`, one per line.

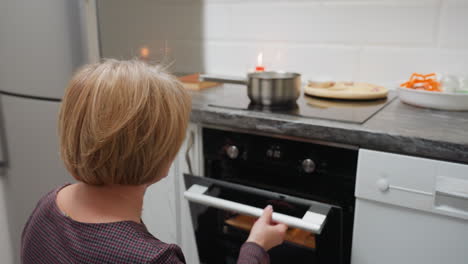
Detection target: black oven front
<box><xmin>184</xmin><ymin>127</ymin><xmax>358</xmax><ymax>264</ymax></box>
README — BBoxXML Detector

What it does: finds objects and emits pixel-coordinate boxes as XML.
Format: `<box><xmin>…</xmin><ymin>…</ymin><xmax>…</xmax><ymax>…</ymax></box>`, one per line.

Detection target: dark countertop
<box><xmin>190</xmin><ymin>84</ymin><xmax>468</xmax><ymax>164</ymax></box>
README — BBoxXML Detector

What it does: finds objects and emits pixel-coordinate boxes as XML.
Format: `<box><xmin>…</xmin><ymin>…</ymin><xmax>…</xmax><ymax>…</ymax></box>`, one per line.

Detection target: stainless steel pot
<box><xmin>199</xmin><ymin>71</ymin><xmax>301</xmax><ymax>106</ymax></box>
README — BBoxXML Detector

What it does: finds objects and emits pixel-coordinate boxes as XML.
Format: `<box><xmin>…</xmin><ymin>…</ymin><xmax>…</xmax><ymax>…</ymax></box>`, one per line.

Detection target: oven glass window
<box><xmin>189</xmin><ymin>182</ymin><xmax>345</xmax><ymax>264</ymax></box>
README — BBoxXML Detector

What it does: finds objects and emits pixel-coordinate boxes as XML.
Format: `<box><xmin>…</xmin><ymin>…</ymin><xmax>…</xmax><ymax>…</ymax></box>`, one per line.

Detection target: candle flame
<box><xmin>257</xmin><ymin>52</ymin><xmax>263</xmax><ymax>66</ymax></box>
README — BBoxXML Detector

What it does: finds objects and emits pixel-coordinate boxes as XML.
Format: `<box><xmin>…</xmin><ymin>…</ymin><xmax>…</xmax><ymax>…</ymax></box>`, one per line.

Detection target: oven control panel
<box><xmin>203</xmin><ymin>127</ymin><xmax>358</xmax><ymax>204</ymax></box>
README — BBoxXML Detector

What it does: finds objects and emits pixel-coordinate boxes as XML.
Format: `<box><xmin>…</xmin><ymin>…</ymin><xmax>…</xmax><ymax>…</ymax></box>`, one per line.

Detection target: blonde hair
<box><xmin>58</xmin><ymin>59</ymin><xmax>191</xmax><ymax>185</ymax></box>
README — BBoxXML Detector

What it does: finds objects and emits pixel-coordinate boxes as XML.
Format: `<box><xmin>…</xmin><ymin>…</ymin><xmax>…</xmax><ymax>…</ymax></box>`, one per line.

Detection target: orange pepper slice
<box><xmin>400</xmin><ymin>73</ymin><xmax>441</xmax><ymax>92</ymax></box>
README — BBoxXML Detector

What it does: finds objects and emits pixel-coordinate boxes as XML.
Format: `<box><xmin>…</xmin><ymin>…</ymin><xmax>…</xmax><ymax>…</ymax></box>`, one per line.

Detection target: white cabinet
<box><xmin>352</xmin><ymin>149</ymin><xmax>468</xmax><ymax>264</ymax></box>
<box><xmin>142</xmin><ymin>123</ymin><xmax>203</xmax><ymax>251</ymax></box>
<box><xmin>142</xmin><ymin>164</ymin><xmax>178</xmax><ymax>244</ymax></box>
<box><xmin>176</xmin><ymin>123</ymin><xmax>203</xmax><ymax>264</ymax></box>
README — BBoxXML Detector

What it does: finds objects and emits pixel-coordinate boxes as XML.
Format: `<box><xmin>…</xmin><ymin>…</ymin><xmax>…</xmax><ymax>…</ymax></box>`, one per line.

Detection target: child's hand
<box><xmin>246</xmin><ymin>205</ymin><xmax>288</xmax><ymax>251</ymax></box>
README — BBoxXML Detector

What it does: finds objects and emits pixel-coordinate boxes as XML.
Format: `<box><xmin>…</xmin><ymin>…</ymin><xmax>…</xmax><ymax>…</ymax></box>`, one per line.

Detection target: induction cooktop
<box><xmin>209</xmin><ymin>88</ymin><xmax>397</xmax><ymax>124</ymax></box>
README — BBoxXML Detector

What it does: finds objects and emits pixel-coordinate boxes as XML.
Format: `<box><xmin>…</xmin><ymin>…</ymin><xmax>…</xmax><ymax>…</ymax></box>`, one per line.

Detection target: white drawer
<box><xmin>356</xmin><ymin>149</ymin><xmax>468</xmax><ymax>219</ymax></box>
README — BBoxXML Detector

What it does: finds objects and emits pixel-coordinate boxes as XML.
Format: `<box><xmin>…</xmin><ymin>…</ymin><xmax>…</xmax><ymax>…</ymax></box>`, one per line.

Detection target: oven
<box><xmin>183</xmin><ymin>127</ymin><xmax>358</xmax><ymax>264</ymax></box>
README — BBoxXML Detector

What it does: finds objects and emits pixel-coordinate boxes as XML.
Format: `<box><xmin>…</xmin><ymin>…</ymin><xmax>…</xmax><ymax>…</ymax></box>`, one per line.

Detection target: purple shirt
<box><xmin>21</xmin><ymin>185</ymin><xmax>269</xmax><ymax>264</ymax></box>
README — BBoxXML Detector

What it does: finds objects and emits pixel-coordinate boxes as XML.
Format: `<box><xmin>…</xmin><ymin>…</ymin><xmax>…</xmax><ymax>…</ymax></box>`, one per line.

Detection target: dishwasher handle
<box><xmin>434</xmin><ymin>176</ymin><xmax>468</xmax><ymax>219</ymax></box>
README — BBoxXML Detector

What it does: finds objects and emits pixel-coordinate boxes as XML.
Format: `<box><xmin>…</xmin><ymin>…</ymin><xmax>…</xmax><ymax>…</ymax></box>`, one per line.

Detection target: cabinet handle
<box><xmin>434</xmin><ymin>176</ymin><xmax>468</xmax><ymax>218</ymax></box>
<box><xmin>185</xmin><ymin>131</ymin><xmax>195</xmax><ymax>175</ymax></box>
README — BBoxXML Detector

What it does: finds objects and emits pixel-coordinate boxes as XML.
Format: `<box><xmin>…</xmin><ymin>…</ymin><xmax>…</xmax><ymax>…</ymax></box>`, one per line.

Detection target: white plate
<box><xmin>398</xmin><ymin>86</ymin><xmax>468</xmax><ymax>111</ymax></box>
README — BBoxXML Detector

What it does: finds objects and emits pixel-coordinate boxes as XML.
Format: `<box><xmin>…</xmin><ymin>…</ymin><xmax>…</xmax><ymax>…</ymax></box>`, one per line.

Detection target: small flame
<box><xmin>255</xmin><ymin>52</ymin><xmax>265</xmax><ymax>72</ymax></box>
<box><xmin>140</xmin><ymin>46</ymin><xmax>150</xmax><ymax>59</ymax></box>
<box><xmin>257</xmin><ymin>52</ymin><xmax>263</xmax><ymax>66</ymax></box>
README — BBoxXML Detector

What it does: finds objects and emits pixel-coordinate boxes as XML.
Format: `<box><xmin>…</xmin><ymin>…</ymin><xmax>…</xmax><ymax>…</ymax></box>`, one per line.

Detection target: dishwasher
<box><xmin>352</xmin><ymin>149</ymin><xmax>468</xmax><ymax>264</ymax></box>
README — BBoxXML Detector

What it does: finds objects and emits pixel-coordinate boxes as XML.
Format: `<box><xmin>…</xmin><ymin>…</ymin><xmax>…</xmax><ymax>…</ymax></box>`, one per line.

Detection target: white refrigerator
<box><xmin>0</xmin><ymin>1</ymin><xmax>93</xmax><ymax>262</ymax></box>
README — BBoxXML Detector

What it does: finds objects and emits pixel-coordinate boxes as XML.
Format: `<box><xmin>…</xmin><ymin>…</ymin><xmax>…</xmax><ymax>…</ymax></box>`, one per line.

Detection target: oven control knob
<box><xmin>273</xmin><ymin>150</ymin><xmax>282</xmax><ymax>159</ymax></box>
<box><xmin>226</xmin><ymin>145</ymin><xmax>240</xmax><ymax>159</ymax></box>
<box><xmin>266</xmin><ymin>149</ymin><xmax>273</xmax><ymax>158</ymax></box>
<box><xmin>302</xmin><ymin>159</ymin><xmax>316</xmax><ymax>173</ymax></box>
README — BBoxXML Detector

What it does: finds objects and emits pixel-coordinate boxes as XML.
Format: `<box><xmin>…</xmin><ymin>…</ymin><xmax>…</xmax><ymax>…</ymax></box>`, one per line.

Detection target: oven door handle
<box><xmin>184</xmin><ymin>184</ymin><xmax>329</xmax><ymax>234</ymax></box>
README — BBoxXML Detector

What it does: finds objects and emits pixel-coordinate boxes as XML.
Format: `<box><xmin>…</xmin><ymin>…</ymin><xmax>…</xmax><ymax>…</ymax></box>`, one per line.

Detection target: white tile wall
<box><xmin>219</xmin><ymin>2</ymin><xmax>436</xmax><ymax>44</ymax></box>
<box><xmin>444</xmin><ymin>0</ymin><xmax>468</xmax><ymax>7</ymax></box>
<box><xmin>358</xmin><ymin>47</ymin><xmax>468</xmax><ymax>83</ymax></box>
<box><xmin>98</xmin><ymin>0</ymin><xmax>468</xmax><ymax>85</ymax></box>
<box><xmin>439</xmin><ymin>4</ymin><xmax>468</xmax><ymax>48</ymax></box>
<box><xmin>201</xmin><ymin>41</ymin><xmax>360</xmax><ymax>80</ymax></box>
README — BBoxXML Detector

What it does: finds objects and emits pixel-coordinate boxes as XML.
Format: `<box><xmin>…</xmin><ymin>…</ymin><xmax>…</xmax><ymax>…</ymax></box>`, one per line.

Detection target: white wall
<box><xmin>98</xmin><ymin>0</ymin><xmax>468</xmax><ymax>85</ymax></box>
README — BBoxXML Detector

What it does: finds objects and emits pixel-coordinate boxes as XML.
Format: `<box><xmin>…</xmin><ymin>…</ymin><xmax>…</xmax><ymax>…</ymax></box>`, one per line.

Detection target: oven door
<box><xmin>183</xmin><ymin>174</ymin><xmax>337</xmax><ymax>264</ymax></box>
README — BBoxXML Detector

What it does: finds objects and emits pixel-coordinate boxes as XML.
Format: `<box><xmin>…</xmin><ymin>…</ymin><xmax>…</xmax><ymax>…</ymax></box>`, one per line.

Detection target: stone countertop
<box><xmin>189</xmin><ymin>84</ymin><xmax>468</xmax><ymax>164</ymax></box>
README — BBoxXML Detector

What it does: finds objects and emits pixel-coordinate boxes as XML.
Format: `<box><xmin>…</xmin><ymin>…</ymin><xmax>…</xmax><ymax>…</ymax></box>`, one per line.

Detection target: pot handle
<box><xmin>199</xmin><ymin>74</ymin><xmax>247</xmax><ymax>85</ymax></box>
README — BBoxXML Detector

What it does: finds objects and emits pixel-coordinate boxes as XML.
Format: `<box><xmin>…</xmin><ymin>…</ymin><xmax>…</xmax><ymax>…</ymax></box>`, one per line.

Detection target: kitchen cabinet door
<box><xmin>142</xmin><ymin>123</ymin><xmax>202</xmax><ymax>259</ymax></box>
<box><xmin>176</xmin><ymin>123</ymin><xmax>203</xmax><ymax>264</ymax></box>
<box><xmin>142</xmin><ymin>163</ymin><xmax>178</xmax><ymax>244</ymax></box>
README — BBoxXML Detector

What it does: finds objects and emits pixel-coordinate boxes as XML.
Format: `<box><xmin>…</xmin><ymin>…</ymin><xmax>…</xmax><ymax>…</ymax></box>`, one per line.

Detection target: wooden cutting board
<box><xmin>304</xmin><ymin>81</ymin><xmax>388</xmax><ymax>100</ymax></box>
<box><xmin>179</xmin><ymin>73</ymin><xmax>221</xmax><ymax>91</ymax></box>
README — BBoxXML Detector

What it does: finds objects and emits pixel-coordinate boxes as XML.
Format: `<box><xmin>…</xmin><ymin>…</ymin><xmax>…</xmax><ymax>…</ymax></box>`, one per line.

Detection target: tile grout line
<box><xmin>433</xmin><ymin>0</ymin><xmax>444</xmax><ymax>49</ymax></box>
<box><xmin>200</xmin><ymin>39</ymin><xmax>438</xmax><ymax>49</ymax></box>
